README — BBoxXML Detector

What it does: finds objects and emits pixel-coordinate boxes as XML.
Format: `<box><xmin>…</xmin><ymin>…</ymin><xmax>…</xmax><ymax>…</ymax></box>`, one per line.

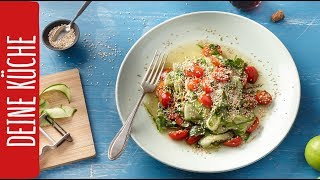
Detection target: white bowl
<box><xmin>115</xmin><ymin>11</ymin><xmax>300</xmax><ymax>173</ymax></box>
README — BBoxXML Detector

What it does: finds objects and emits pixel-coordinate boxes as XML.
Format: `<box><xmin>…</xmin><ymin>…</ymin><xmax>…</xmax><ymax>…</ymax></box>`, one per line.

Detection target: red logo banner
<box><xmin>0</xmin><ymin>2</ymin><xmax>39</xmax><ymax>178</ymax></box>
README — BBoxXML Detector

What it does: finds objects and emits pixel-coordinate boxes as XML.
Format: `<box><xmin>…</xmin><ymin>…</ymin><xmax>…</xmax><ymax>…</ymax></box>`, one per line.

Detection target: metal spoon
<box><xmin>52</xmin><ymin>1</ymin><xmax>92</xmax><ymax>42</ymax></box>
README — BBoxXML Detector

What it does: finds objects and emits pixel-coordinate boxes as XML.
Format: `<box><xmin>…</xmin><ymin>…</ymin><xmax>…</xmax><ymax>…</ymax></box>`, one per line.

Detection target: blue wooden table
<box><xmin>38</xmin><ymin>1</ymin><xmax>320</xmax><ymax>178</ymax></box>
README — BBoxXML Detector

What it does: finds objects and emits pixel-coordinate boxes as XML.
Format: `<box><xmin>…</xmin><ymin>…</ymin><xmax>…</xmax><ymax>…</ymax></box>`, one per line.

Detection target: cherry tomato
<box><xmin>256</xmin><ymin>90</ymin><xmax>272</xmax><ymax>105</ymax></box>
<box><xmin>159</xmin><ymin>91</ymin><xmax>172</xmax><ymax>108</ymax></box>
<box><xmin>202</xmin><ymin>77</ymin><xmax>213</xmax><ymax>93</ymax></box>
<box><xmin>186</xmin><ymin>135</ymin><xmax>203</xmax><ymax>145</ymax></box>
<box><xmin>156</xmin><ymin>80</ymin><xmax>165</xmax><ymax>97</ymax></box>
<box><xmin>199</xmin><ymin>93</ymin><xmax>213</xmax><ymax>108</ymax></box>
<box><xmin>212</xmin><ymin>67</ymin><xmax>229</xmax><ymax>82</ymax></box>
<box><xmin>247</xmin><ymin>117</ymin><xmax>259</xmax><ymax>133</ymax></box>
<box><xmin>168</xmin><ymin>129</ymin><xmax>189</xmax><ymax>140</ymax></box>
<box><xmin>187</xmin><ymin>78</ymin><xmax>201</xmax><ymax>91</ymax></box>
<box><xmin>160</xmin><ymin>68</ymin><xmax>172</xmax><ymax>81</ymax></box>
<box><xmin>245</xmin><ymin>66</ymin><xmax>259</xmax><ymax>84</ymax></box>
<box><xmin>168</xmin><ymin>112</ymin><xmax>184</xmax><ymax>126</ymax></box>
<box><xmin>223</xmin><ymin>136</ymin><xmax>243</xmax><ymax>147</ymax></box>
<box><xmin>210</xmin><ymin>56</ymin><xmax>221</xmax><ymax>67</ymax></box>
<box><xmin>185</xmin><ymin>65</ymin><xmax>204</xmax><ymax>78</ymax></box>
<box><xmin>201</xmin><ymin>46</ymin><xmax>211</xmax><ymax>57</ymax></box>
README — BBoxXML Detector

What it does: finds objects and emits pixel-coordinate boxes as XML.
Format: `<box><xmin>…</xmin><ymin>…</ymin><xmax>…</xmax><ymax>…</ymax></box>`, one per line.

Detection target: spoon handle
<box><xmin>70</xmin><ymin>1</ymin><xmax>92</xmax><ymax>25</ymax></box>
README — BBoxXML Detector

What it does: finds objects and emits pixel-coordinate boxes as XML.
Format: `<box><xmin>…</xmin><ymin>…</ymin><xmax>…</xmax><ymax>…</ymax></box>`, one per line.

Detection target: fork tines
<box><xmin>142</xmin><ymin>50</ymin><xmax>168</xmax><ymax>86</ymax></box>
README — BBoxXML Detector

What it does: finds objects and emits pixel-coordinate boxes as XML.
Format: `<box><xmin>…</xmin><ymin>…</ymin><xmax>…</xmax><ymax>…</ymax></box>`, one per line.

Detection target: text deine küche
<box><xmin>5</xmin><ymin>36</ymin><xmax>37</xmax><ymax>147</ymax></box>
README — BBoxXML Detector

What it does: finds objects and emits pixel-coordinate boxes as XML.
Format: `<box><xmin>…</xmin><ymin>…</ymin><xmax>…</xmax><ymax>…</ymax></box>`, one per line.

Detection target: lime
<box><xmin>305</xmin><ymin>136</ymin><xmax>320</xmax><ymax>171</ymax></box>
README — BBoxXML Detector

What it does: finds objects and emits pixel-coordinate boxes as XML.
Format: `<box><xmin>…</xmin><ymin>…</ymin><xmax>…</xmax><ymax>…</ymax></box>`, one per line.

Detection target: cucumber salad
<box><xmin>146</xmin><ymin>43</ymin><xmax>273</xmax><ymax>149</ymax></box>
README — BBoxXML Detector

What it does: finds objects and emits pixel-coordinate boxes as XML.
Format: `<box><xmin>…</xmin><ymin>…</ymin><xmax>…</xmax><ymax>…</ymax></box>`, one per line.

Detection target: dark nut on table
<box><xmin>271</xmin><ymin>10</ymin><xmax>285</xmax><ymax>23</ymax></box>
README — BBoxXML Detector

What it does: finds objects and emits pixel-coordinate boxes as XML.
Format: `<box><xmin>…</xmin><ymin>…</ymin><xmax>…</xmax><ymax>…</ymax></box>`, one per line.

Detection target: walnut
<box><xmin>271</xmin><ymin>10</ymin><xmax>285</xmax><ymax>23</ymax></box>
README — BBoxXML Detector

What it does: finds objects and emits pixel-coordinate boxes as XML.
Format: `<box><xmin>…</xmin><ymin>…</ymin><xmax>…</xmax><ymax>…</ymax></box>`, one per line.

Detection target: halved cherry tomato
<box><xmin>245</xmin><ymin>66</ymin><xmax>259</xmax><ymax>84</ymax></box>
<box><xmin>160</xmin><ymin>68</ymin><xmax>172</xmax><ymax>81</ymax></box>
<box><xmin>186</xmin><ymin>135</ymin><xmax>203</xmax><ymax>145</ymax></box>
<box><xmin>185</xmin><ymin>65</ymin><xmax>204</xmax><ymax>78</ymax></box>
<box><xmin>168</xmin><ymin>112</ymin><xmax>184</xmax><ymax>126</ymax></box>
<box><xmin>212</xmin><ymin>67</ymin><xmax>229</xmax><ymax>82</ymax></box>
<box><xmin>156</xmin><ymin>80</ymin><xmax>165</xmax><ymax>97</ymax></box>
<box><xmin>223</xmin><ymin>136</ymin><xmax>243</xmax><ymax>147</ymax></box>
<box><xmin>201</xmin><ymin>46</ymin><xmax>211</xmax><ymax>57</ymax></box>
<box><xmin>199</xmin><ymin>93</ymin><xmax>213</xmax><ymax>108</ymax></box>
<box><xmin>210</xmin><ymin>56</ymin><xmax>221</xmax><ymax>67</ymax></box>
<box><xmin>168</xmin><ymin>129</ymin><xmax>189</xmax><ymax>140</ymax></box>
<box><xmin>159</xmin><ymin>91</ymin><xmax>172</xmax><ymax>108</ymax></box>
<box><xmin>247</xmin><ymin>117</ymin><xmax>259</xmax><ymax>133</ymax></box>
<box><xmin>255</xmin><ymin>90</ymin><xmax>272</xmax><ymax>105</ymax></box>
<box><xmin>202</xmin><ymin>77</ymin><xmax>213</xmax><ymax>93</ymax></box>
<box><xmin>187</xmin><ymin>78</ymin><xmax>201</xmax><ymax>91</ymax></box>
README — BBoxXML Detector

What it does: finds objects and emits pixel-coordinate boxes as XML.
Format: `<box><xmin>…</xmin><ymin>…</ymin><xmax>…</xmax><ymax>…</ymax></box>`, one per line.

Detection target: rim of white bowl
<box><xmin>115</xmin><ymin>11</ymin><xmax>301</xmax><ymax>173</ymax></box>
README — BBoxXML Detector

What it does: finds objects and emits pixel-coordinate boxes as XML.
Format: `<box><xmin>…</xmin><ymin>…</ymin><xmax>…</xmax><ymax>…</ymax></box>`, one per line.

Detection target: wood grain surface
<box><xmin>38</xmin><ymin>1</ymin><xmax>320</xmax><ymax>178</ymax></box>
<box><xmin>40</xmin><ymin>69</ymin><xmax>96</xmax><ymax>170</ymax></box>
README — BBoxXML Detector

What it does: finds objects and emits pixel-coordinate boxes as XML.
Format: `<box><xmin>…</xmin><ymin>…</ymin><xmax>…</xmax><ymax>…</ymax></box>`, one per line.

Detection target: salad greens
<box><xmin>145</xmin><ymin>42</ymin><xmax>273</xmax><ymax>149</ymax></box>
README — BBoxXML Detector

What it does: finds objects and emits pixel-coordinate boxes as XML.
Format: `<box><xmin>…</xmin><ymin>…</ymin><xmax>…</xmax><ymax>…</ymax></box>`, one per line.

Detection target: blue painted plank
<box><xmin>38</xmin><ymin>1</ymin><xmax>320</xmax><ymax>178</ymax></box>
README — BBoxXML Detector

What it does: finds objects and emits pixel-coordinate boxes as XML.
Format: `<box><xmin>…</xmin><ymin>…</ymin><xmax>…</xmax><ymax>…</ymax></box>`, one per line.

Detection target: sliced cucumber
<box><xmin>61</xmin><ymin>106</ymin><xmax>77</xmax><ymax>117</ymax></box>
<box><xmin>40</xmin><ymin>98</ymin><xmax>46</xmax><ymax>106</ymax></box>
<box><xmin>44</xmin><ymin>105</ymin><xmax>77</xmax><ymax>119</ymax></box>
<box><xmin>214</xmin><ymin>124</ymin><xmax>229</xmax><ymax>134</ymax></box>
<box><xmin>184</xmin><ymin>101</ymin><xmax>203</xmax><ymax>121</ymax></box>
<box><xmin>206</xmin><ymin>115</ymin><xmax>221</xmax><ymax>132</ymax></box>
<box><xmin>143</xmin><ymin>94</ymin><xmax>158</xmax><ymax>119</ymax></box>
<box><xmin>40</xmin><ymin>84</ymin><xmax>72</xmax><ymax>103</ymax></box>
<box><xmin>234</xmin><ymin>120</ymin><xmax>254</xmax><ymax>136</ymax></box>
<box><xmin>212</xmin><ymin>89</ymin><xmax>228</xmax><ymax>113</ymax></box>
<box><xmin>41</xmin><ymin>106</ymin><xmax>77</xmax><ymax>127</ymax></box>
<box><xmin>39</xmin><ymin>99</ymin><xmax>48</xmax><ymax>115</ymax></box>
<box><xmin>40</xmin><ymin>83</ymin><xmax>77</xmax><ymax>126</ymax></box>
<box><xmin>198</xmin><ymin>132</ymin><xmax>233</xmax><ymax>148</ymax></box>
<box><xmin>232</xmin><ymin>115</ymin><xmax>252</xmax><ymax>124</ymax></box>
<box><xmin>189</xmin><ymin>125</ymin><xmax>206</xmax><ymax>137</ymax></box>
<box><xmin>44</xmin><ymin>106</ymin><xmax>76</xmax><ymax>119</ymax></box>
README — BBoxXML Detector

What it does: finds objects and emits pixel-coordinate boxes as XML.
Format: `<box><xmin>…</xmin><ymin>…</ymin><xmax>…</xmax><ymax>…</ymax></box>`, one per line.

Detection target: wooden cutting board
<box><xmin>39</xmin><ymin>69</ymin><xmax>96</xmax><ymax>170</ymax></box>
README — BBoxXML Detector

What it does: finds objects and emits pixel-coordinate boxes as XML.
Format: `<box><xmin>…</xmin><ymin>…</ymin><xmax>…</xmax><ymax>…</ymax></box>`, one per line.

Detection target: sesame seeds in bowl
<box><xmin>48</xmin><ymin>24</ymin><xmax>77</xmax><ymax>50</ymax></box>
<box><xmin>42</xmin><ymin>19</ymin><xmax>80</xmax><ymax>51</ymax></box>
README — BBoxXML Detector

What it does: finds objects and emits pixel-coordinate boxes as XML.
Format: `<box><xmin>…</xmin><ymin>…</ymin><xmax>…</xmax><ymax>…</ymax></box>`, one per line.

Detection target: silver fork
<box><xmin>108</xmin><ymin>51</ymin><xmax>168</xmax><ymax>160</ymax></box>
